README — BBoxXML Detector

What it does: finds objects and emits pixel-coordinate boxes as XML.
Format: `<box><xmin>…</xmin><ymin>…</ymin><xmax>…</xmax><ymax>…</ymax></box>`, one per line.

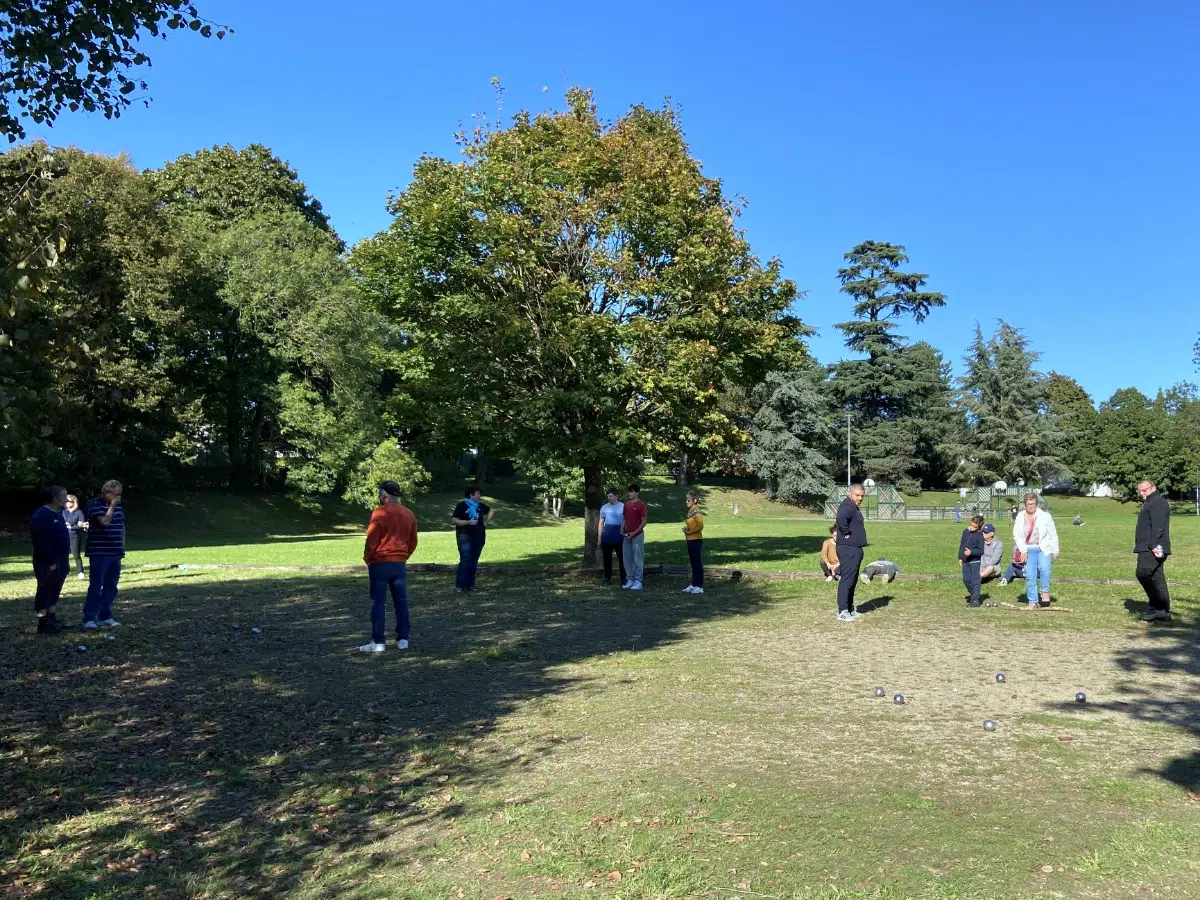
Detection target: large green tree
<box><xmin>0</xmin><ymin>1</ymin><xmax>228</xmax><ymax>140</ymax></box>
<box><xmin>945</xmin><ymin>322</ymin><xmax>1064</xmax><ymax>485</ymax></box>
<box><xmin>745</xmin><ymin>364</ymin><xmax>835</xmax><ymax>505</ymax></box>
<box><xmin>827</xmin><ymin>241</ymin><xmax>951</xmax><ymax>491</ymax></box>
<box><xmin>1043</xmin><ymin>371</ymin><xmax>1098</xmax><ymax>485</ymax></box>
<box><xmin>353</xmin><ymin>88</ymin><xmax>807</xmax><ymax>564</ymax></box>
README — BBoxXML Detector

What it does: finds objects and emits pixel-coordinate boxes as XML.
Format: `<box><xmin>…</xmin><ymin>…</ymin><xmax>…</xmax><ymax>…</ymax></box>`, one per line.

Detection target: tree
<box><xmin>343</xmin><ymin>440</ymin><xmax>429</xmax><ymax>510</ymax></box>
<box><xmin>518</xmin><ymin>451</ymin><xmax>582</xmax><ymax>518</ymax></box>
<box><xmin>0</xmin><ymin>1</ymin><xmax>229</xmax><ymax>140</ymax></box>
<box><xmin>1043</xmin><ymin>371</ymin><xmax>1098</xmax><ymax>485</ymax></box>
<box><xmin>945</xmin><ymin>322</ymin><xmax>1064</xmax><ymax>485</ymax></box>
<box><xmin>745</xmin><ymin>366</ymin><xmax>835</xmax><ymax>504</ymax></box>
<box><xmin>827</xmin><ymin>241</ymin><xmax>950</xmax><ymax>491</ymax></box>
<box><xmin>1089</xmin><ymin>388</ymin><xmax>1172</xmax><ymax>498</ymax></box>
<box><xmin>353</xmin><ymin>88</ymin><xmax>807</xmax><ymax>565</ymax></box>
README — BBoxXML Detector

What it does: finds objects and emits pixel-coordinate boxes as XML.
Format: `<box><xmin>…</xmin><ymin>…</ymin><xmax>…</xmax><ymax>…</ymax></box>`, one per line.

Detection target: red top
<box><xmin>622</xmin><ymin>499</ymin><xmax>648</xmax><ymax>536</ymax></box>
<box><xmin>364</xmin><ymin>503</ymin><xmax>419</xmax><ymax>564</ymax></box>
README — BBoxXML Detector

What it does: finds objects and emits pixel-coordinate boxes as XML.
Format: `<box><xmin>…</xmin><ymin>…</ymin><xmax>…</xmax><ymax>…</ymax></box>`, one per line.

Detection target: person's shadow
<box><xmin>857</xmin><ymin>595</ymin><xmax>892</xmax><ymax>615</ymax></box>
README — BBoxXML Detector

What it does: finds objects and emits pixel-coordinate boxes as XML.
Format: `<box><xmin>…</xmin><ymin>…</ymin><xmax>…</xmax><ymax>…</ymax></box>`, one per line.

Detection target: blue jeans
<box><xmin>1024</xmin><ymin>548</ymin><xmax>1052</xmax><ymax>603</ymax></box>
<box><xmin>456</xmin><ymin>533</ymin><xmax>485</xmax><ymax>590</ymax></box>
<box><xmin>83</xmin><ymin>555</ymin><xmax>122</xmax><ymax>623</ymax></box>
<box><xmin>368</xmin><ymin>562</ymin><xmax>409</xmax><ymax>644</ymax></box>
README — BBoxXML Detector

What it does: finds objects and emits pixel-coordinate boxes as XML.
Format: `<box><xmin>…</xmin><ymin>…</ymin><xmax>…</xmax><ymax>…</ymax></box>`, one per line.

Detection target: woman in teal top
<box><xmin>597</xmin><ymin>489</ymin><xmax>626</xmax><ymax>586</ymax></box>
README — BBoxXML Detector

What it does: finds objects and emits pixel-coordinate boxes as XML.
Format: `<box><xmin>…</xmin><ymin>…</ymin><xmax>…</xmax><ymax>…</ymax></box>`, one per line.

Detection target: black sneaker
<box><xmin>603</xmin><ymin>578</ymin><xmax>612</xmax><ymax>585</ymax></box>
<box><xmin>1140</xmin><ymin>609</ymin><xmax>1172</xmax><ymax>623</ymax></box>
<box><xmin>968</xmin><ymin>600</ymin><xmax>983</xmax><ymax>608</ymax></box>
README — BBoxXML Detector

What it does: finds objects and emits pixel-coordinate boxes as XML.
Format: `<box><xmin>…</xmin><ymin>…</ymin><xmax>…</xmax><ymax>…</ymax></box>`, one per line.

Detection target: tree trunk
<box><xmin>543</xmin><ymin>494</ymin><xmax>551</xmax><ymax>516</ymax></box>
<box><xmin>675</xmin><ymin>452</ymin><xmax>689</xmax><ymax>485</ymax></box>
<box><xmin>553</xmin><ymin>495</ymin><xmax>563</xmax><ymax>518</ymax></box>
<box><xmin>247</xmin><ymin>399</ymin><xmax>267</xmax><ymax>491</ymax></box>
<box><xmin>583</xmin><ymin>463</ymin><xmax>604</xmax><ymax>568</ymax></box>
<box><xmin>226</xmin><ymin>390</ymin><xmax>244</xmax><ymax>490</ymax></box>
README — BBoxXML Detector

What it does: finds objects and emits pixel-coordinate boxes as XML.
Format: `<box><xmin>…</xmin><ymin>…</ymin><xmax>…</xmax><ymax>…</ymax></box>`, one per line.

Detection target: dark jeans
<box><xmin>456</xmin><ymin>533</ymin><xmax>485</xmax><ymax>590</ymax></box>
<box><xmin>83</xmin><ymin>555</ymin><xmax>122</xmax><ymax>623</ymax></box>
<box><xmin>70</xmin><ymin>531</ymin><xmax>85</xmax><ymax>574</ymax></box>
<box><xmin>33</xmin><ymin>559</ymin><xmax>68</xmax><ymax>613</ymax></box>
<box><xmin>962</xmin><ymin>560</ymin><xmax>981</xmax><ymax>603</ymax></box>
<box><xmin>687</xmin><ymin>539</ymin><xmax>704</xmax><ymax>588</ymax></box>
<box><xmin>836</xmin><ymin>545</ymin><xmax>863</xmax><ymax>613</ymax></box>
<box><xmin>1135</xmin><ymin>551</ymin><xmax>1170</xmax><ymax>612</ymax></box>
<box><xmin>369</xmin><ymin>562</ymin><xmax>409</xmax><ymax>644</ymax></box>
<box><xmin>602</xmin><ymin>541</ymin><xmax>627</xmax><ymax>583</ymax></box>
<box><xmin>820</xmin><ymin>560</ymin><xmax>840</xmax><ymax>578</ymax></box>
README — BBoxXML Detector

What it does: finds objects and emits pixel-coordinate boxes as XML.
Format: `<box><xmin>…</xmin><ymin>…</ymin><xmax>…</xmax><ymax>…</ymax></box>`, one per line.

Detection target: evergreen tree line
<box><xmin>3</xmin><ymin>121</ymin><xmax>1198</xmax><ymax>521</ymax></box>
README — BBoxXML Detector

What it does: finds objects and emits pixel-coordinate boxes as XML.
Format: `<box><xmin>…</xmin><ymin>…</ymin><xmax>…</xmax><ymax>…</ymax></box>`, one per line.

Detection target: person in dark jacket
<box><xmin>959</xmin><ymin>514</ymin><xmax>986</xmax><ymax>607</ymax></box>
<box><xmin>31</xmin><ymin>485</ymin><xmax>70</xmax><ymax>634</ymax></box>
<box><xmin>1134</xmin><ymin>479</ymin><xmax>1172</xmax><ymax>622</ymax></box>
<box><xmin>834</xmin><ymin>484</ymin><xmax>867</xmax><ymax>621</ymax></box>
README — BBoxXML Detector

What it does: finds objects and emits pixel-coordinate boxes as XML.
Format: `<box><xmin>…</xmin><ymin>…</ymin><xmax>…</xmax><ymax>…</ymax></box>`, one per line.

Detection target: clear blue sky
<box><xmin>29</xmin><ymin>0</ymin><xmax>1200</xmax><ymax>403</ymax></box>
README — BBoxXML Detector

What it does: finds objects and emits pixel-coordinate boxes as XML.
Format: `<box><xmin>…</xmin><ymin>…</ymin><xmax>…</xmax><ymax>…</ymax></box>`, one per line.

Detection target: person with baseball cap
<box><xmin>978</xmin><ymin>523</ymin><xmax>1004</xmax><ymax>582</ymax></box>
<box><xmin>360</xmin><ymin>480</ymin><xmax>419</xmax><ymax>653</ymax></box>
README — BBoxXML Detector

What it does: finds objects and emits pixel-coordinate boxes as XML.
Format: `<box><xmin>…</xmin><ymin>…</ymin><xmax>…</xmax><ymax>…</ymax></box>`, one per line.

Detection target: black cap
<box><xmin>379</xmin><ymin>481</ymin><xmax>402</xmax><ymax>498</ymax></box>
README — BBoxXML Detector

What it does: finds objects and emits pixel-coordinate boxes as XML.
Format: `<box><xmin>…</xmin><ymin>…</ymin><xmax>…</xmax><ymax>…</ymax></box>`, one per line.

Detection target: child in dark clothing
<box><xmin>959</xmin><ymin>514</ymin><xmax>986</xmax><ymax>607</ymax></box>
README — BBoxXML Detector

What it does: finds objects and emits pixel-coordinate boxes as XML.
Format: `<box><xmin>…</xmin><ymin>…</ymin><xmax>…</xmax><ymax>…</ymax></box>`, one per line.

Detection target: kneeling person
<box><xmin>820</xmin><ymin>525</ymin><xmax>840</xmax><ymax>581</ymax></box>
<box><xmin>979</xmin><ymin>523</ymin><xmax>1004</xmax><ymax>581</ymax></box>
<box><xmin>860</xmin><ymin>559</ymin><xmax>899</xmax><ymax>584</ymax></box>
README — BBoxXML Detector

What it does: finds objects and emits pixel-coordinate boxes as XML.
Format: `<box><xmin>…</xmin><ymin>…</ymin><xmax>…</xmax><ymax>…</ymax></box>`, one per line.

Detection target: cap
<box><xmin>981</xmin><ymin>523</ymin><xmax>995</xmax><ymax>534</ymax></box>
<box><xmin>379</xmin><ymin>480</ymin><xmax>402</xmax><ymax>498</ymax></box>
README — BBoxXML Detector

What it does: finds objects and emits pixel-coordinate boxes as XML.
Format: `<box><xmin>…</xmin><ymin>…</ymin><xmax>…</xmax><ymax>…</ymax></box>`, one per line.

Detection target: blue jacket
<box><xmin>959</xmin><ymin>528</ymin><xmax>985</xmax><ymax>562</ymax></box>
<box><xmin>30</xmin><ymin>506</ymin><xmax>70</xmax><ymax>566</ymax></box>
<box><xmin>835</xmin><ymin>497</ymin><xmax>867</xmax><ymax>548</ymax></box>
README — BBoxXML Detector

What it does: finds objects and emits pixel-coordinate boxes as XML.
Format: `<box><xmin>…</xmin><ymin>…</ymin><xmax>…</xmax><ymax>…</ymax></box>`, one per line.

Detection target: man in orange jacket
<box><xmin>360</xmin><ymin>480</ymin><xmax>419</xmax><ymax>653</ymax></box>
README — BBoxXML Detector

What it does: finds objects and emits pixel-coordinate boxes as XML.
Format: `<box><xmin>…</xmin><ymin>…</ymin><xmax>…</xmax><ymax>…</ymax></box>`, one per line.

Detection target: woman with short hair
<box><xmin>62</xmin><ymin>494</ymin><xmax>87</xmax><ymax>580</ymax></box>
<box><xmin>1012</xmin><ymin>492</ymin><xmax>1059</xmax><ymax>609</ymax></box>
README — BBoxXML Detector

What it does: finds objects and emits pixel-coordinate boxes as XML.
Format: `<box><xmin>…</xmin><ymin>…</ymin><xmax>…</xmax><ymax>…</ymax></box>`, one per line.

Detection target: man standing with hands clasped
<box><xmin>621</xmin><ymin>483</ymin><xmax>648</xmax><ymax>591</ymax></box>
<box><xmin>1134</xmin><ymin>479</ymin><xmax>1172</xmax><ymax>623</ymax></box>
<box><xmin>834</xmin><ymin>484</ymin><xmax>867</xmax><ymax>622</ymax></box>
<box><xmin>83</xmin><ymin>480</ymin><xmax>125</xmax><ymax>629</ymax></box>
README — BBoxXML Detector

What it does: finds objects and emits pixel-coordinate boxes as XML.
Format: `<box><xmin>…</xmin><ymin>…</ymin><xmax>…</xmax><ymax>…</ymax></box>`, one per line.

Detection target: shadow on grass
<box><xmin>0</xmin><ymin>568</ymin><xmax>779</xmax><ymax>898</ymax></box>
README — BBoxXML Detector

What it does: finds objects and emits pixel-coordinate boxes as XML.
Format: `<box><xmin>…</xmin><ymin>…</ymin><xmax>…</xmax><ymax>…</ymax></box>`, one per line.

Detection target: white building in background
<box><xmin>1042</xmin><ymin>476</ymin><xmax>1115</xmax><ymax>498</ymax></box>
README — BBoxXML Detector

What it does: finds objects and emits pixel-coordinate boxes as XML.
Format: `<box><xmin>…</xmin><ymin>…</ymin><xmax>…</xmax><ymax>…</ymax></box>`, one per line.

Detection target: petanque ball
<box><xmin>251</xmin><ymin>627</ymin><xmax>261</xmax><ymax>634</ymax></box>
<box><xmin>77</xmin><ymin>645</ymin><xmax>87</xmax><ymax>652</ymax></box>
<box><xmin>983</xmin><ymin>719</ymin><xmax>997</xmax><ymax>731</ymax></box>
<box><xmin>996</xmin><ymin>673</ymin><xmax>1006</xmax><ymax>683</ymax></box>
<box><xmin>893</xmin><ymin>694</ymin><xmax>905</xmax><ymax>705</ymax></box>
<box><xmin>1075</xmin><ymin>692</ymin><xmax>1086</xmax><ymax>704</ymax></box>
<box><xmin>874</xmin><ymin>686</ymin><xmax>885</xmax><ymax>697</ymax></box>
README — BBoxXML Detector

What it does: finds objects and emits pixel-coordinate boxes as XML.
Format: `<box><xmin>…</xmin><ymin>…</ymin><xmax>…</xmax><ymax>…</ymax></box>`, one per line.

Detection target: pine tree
<box><xmin>746</xmin><ymin>367</ymin><xmax>835</xmax><ymax>504</ymax></box>
<box><xmin>946</xmin><ymin>322</ymin><xmax>1064</xmax><ymax>485</ymax></box>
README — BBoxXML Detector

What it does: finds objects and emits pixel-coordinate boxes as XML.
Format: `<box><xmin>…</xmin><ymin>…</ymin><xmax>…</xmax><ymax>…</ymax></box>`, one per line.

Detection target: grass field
<box><xmin>1</xmin><ymin>482</ymin><xmax>1198</xmax><ymax>899</ymax></box>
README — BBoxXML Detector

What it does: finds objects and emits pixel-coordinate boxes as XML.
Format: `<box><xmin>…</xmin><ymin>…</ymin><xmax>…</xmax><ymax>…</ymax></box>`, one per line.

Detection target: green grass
<box><xmin>1</xmin><ymin>481</ymin><xmax>1198</xmax><ymax>898</ymax></box>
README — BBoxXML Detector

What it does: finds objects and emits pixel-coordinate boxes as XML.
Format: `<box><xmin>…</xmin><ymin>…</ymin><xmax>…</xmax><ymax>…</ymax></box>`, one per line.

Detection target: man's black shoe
<box><xmin>968</xmin><ymin>600</ymin><xmax>983</xmax><ymax>608</ymax></box>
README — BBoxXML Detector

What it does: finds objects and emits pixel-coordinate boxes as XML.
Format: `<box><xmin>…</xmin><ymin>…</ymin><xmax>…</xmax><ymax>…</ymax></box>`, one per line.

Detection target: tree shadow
<box><xmin>0</xmin><ymin>568</ymin><xmax>780</xmax><ymax>897</ymax></box>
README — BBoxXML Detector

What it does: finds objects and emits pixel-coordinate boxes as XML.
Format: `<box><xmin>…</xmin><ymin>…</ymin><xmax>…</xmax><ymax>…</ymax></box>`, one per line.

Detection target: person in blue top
<box><xmin>597</xmin><ymin>488</ymin><xmax>627</xmax><ymax>586</ymax></box>
<box><xmin>31</xmin><ymin>485</ymin><xmax>71</xmax><ymax>634</ymax></box>
<box><xmin>83</xmin><ymin>479</ymin><xmax>125</xmax><ymax>629</ymax></box>
<box><xmin>451</xmin><ymin>486</ymin><xmax>493</xmax><ymax>592</ymax></box>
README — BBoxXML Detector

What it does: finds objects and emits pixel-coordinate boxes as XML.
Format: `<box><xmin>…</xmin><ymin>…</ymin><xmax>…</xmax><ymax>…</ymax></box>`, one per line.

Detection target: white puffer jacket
<box><xmin>1013</xmin><ymin>508</ymin><xmax>1059</xmax><ymax>557</ymax></box>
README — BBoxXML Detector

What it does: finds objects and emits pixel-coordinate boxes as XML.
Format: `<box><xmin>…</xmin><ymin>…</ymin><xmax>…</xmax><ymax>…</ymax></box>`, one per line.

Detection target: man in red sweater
<box><xmin>360</xmin><ymin>480</ymin><xmax>419</xmax><ymax>653</ymax></box>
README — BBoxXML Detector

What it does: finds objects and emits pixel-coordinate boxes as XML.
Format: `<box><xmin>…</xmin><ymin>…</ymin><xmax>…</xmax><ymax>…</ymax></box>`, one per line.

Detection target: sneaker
<box><xmin>968</xmin><ymin>600</ymin><xmax>982</xmax><ymax>608</ymax></box>
<box><xmin>630</xmin><ymin>581</ymin><xmax>643</xmax><ymax>591</ymax></box>
<box><xmin>825</xmin><ymin>575</ymin><xmax>833</xmax><ymax>582</ymax></box>
<box><xmin>621</xmin><ymin>581</ymin><xmax>632</xmax><ymax>590</ymax></box>
<box><xmin>849</xmin><ymin>609</ymin><xmax>860</xmax><ymax>618</ymax></box>
<box><xmin>682</xmin><ymin>586</ymin><xmax>697</xmax><ymax>593</ymax></box>
<box><xmin>359</xmin><ymin>642</ymin><xmax>386</xmax><ymax>653</ymax></box>
<box><xmin>998</xmin><ymin>578</ymin><xmax>1008</xmax><ymax>586</ymax></box>
<box><xmin>603</xmin><ymin>578</ymin><xmax>612</xmax><ymax>586</ymax></box>
<box><xmin>1140</xmin><ymin>609</ymin><xmax>1171</xmax><ymax>622</ymax></box>
<box><xmin>76</xmin><ymin>572</ymin><xmax>86</xmax><ymax>581</ymax></box>
<box><xmin>396</xmin><ymin>639</ymin><xmax>409</xmax><ymax>650</ymax></box>
<box><xmin>859</xmin><ymin>574</ymin><xmax>870</xmax><ymax>585</ymax></box>
<box><xmin>1026</xmin><ymin>601</ymin><xmax>1039</xmax><ymax>609</ymax></box>
<box><xmin>98</xmin><ymin>618</ymin><xmax>120</xmax><ymax>628</ymax></box>
<box><xmin>692</xmin><ymin>587</ymin><xmax>704</xmax><ymax>595</ymax></box>
<box><xmin>82</xmin><ymin>620</ymin><xmax>98</xmax><ymax>630</ymax></box>
<box><xmin>837</xmin><ymin>611</ymin><xmax>856</xmax><ymax>622</ymax></box>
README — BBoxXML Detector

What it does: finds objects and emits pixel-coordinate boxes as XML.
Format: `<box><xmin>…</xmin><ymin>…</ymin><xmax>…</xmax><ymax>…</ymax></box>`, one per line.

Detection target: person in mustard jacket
<box><xmin>820</xmin><ymin>525</ymin><xmax>840</xmax><ymax>581</ymax></box>
<box><xmin>682</xmin><ymin>490</ymin><xmax>705</xmax><ymax>594</ymax></box>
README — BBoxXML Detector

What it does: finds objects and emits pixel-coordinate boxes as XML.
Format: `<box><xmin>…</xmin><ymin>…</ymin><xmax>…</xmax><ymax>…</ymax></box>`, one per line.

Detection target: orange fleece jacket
<box><xmin>364</xmin><ymin>503</ymin><xmax>419</xmax><ymax>564</ymax></box>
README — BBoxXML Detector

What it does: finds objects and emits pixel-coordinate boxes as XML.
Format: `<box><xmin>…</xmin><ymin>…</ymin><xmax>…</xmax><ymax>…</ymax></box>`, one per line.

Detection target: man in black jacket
<box><xmin>834</xmin><ymin>484</ymin><xmax>867</xmax><ymax>622</ymax></box>
<box><xmin>1134</xmin><ymin>479</ymin><xmax>1172</xmax><ymax>622</ymax></box>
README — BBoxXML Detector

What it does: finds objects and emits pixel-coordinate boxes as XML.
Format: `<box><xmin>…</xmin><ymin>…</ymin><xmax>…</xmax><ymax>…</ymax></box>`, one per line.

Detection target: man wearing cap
<box><xmin>978</xmin><ymin>523</ymin><xmax>1004</xmax><ymax>582</ymax></box>
<box><xmin>360</xmin><ymin>481</ymin><xmax>419</xmax><ymax>653</ymax></box>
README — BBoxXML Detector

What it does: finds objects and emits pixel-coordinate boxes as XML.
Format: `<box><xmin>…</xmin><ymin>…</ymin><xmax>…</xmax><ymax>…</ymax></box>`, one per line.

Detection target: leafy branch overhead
<box><xmin>0</xmin><ymin>1</ymin><xmax>231</xmax><ymax>140</ymax></box>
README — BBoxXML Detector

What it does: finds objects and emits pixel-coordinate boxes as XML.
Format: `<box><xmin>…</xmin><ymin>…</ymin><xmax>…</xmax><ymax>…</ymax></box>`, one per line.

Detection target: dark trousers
<box><xmin>962</xmin><ymin>560</ymin><xmax>981</xmax><ymax>603</ymax></box>
<box><xmin>83</xmin><ymin>555</ymin><xmax>122</xmax><ymax>623</ymax></box>
<box><xmin>456</xmin><ymin>533</ymin><xmax>485</xmax><ymax>590</ymax></box>
<box><xmin>836</xmin><ymin>545</ymin><xmax>863</xmax><ymax>613</ymax></box>
<box><xmin>34</xmin><ymin>560</ymin><xmax>68</xmax><ymax>613</ymax></box>
<box><xmin>602</xmin><ymin>541</ymin><xmax>627</xmax><ymax>583</ymax></box>
<box><xmin>820</xmin><ymin>560</ymin><xmax>840</xmax><ymax>578</ymax></box>
<box><xmin>1135</xmin><ymin>552</ymin><xmax>1170</xmax><ymax>612</ymax></box>
<box><xmin>687</xmin><ymin>539</ymin><xmax>704</xmax><ymax>588</ymax></box>
<box><xmin>70</xmin><ymin>531</ymin><xmax>85</xmax><ymax>574</ymax></box>
<box><xmin>369</xmin><ymin>562</ymin><xmax>409</xmax><ymax>644</ymax></box>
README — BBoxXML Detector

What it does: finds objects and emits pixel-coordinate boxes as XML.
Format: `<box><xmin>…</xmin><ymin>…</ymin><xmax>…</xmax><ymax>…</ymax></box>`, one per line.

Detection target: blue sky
<box><xmin>29</xmin><ymin>0</ymin><xmax>1200</xmax><ymax>403</ymax></box>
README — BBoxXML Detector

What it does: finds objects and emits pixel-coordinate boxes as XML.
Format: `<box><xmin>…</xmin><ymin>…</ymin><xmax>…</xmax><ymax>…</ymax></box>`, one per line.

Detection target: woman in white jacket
<box><xmin>1012</xmin><ymin>492</ymin><xmax>1059</xmax><ymax>608</ymax></box>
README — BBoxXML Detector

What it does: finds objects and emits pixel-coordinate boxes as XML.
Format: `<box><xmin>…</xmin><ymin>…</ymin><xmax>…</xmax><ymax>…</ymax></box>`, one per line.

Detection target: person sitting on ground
<box><xmin>999</xmin><ymin>551</ymin><xmax>1026</xmax><ymax>586</ymax></box>
<box><xmin>820</xmin><ymin>525</ymin><xmax>840</xmax><ymax>581</ymax></box>
<box><xmin>860</xmin><ymin>559</ymin><xmax>899</xmax><ymax>584</ymax></box>
<box><xmin>1073</xmin><ymin>514</ymin><xmax>1085</xmax><ymax>527</ymax></box>
<box><xmin>979</xmin><ymin>523</ymin><xmax>1004</xmax><ymax>581</ymax></box>
<box><xmin>959</xmin><ymin>514</ymin><xmax>985</xmax><ymax>607</ymax></box>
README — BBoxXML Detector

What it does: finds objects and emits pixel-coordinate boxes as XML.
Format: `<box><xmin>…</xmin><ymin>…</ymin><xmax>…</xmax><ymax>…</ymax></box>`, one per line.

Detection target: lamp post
<box><xmin>846</xmin><ymin>414</ymin><xmax>851</xmax><ymax>487</ymax></box>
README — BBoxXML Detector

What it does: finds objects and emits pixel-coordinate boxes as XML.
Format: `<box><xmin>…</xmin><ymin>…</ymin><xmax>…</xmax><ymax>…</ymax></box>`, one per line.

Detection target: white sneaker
<box><xmin>396</xmin><ymin>639</ymin><xmax>409</xmax><ymax>650</ymax></box>
<box><xmin>859</xmin><ymin>574</ymin><xmax>870</xmax><ymax>585</ymax></box>
<box><xmin>682</xmin><ymin>586</ymin><xmax>696</xmax><ymax>593</ymax></box>
<box><xmin>837</xmin><ymin>611</ymin><xmax>856</xmax><ymax>622</ymax></box>
<box><xmin>359</xmin><ymin>642</ymin><xmax>386</xmax><ymax>653</ymax></box>
<box><xmin>76</xmin><ymin>572</ymin><xmax>86</xmax><ymax>581</ymax></box>
<box><xmin>99</xmin><ymin>619</ymin><xmax>120</xmax><ymax>628</ymax></box>
<box><xmin>998</xmin><ymin>578</ymin><xmax>1008</xmax><ymax>586</ymax></box>
<box><xmin>849</xmin><ymin>610</ymin><xmax>861</xmax><ymax>619</ymax></box>
<box><xmin>825</xmin><ymin>575</ymin><xmax>833</xmax><ymax>582</ymax></box>
<box><xmin>630</xmin><ymin>581</ymin><xmax>643</xmax><ymax>591</ymax></box>
<box><xmin>621</xmin><ymin>581</ymin><xmax>632</xmax><ymax>590</ymax></box>
<box><xmin>82</xmin><ymin>621</ymin><xmax>98</xmax><ymax>630</ymax></box>
<box><xmin>692</xmin><ymin>587</ymin><xmax>704</xmax><ymax>594</ymax></box>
